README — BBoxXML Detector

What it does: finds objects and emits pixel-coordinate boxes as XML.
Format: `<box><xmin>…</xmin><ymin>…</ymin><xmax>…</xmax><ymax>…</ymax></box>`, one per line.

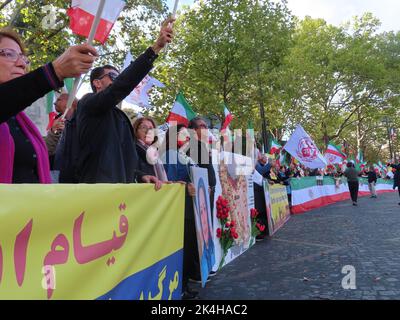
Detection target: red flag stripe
<box><xmin>67</xmin><ymin>7</ymin><xmax>115</xmax><ymax>44</ymax></box>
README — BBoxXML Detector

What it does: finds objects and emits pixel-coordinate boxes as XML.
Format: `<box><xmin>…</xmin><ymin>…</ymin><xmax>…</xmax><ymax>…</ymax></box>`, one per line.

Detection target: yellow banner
<box><xmin>265</xmin><ymin>184</ymin><xmax>290</xmax><ymax>236</ymax></box>
<box><xmin>0</xmin><ymin>184</ymin><xmax>185</xmax><ymax>300</ymax></box>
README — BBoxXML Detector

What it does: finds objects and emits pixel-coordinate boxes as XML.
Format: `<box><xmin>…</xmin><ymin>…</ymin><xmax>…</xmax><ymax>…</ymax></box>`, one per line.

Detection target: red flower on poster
<box><xmin>216</xmin><ymin>195</ymin><xmax>237</xmax><ymax>269</ymax></box>
<box><xmin>250</xmin><ymin>208</ymin><xmax>265</xmax><ymax>238</ymax></box>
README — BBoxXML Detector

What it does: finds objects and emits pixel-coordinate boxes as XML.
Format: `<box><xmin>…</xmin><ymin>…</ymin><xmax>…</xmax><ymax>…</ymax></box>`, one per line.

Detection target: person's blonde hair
<box><xmin>0</xmin><ymin>27</ymin><xmax>26</xmax><ymax>55</ymax></box>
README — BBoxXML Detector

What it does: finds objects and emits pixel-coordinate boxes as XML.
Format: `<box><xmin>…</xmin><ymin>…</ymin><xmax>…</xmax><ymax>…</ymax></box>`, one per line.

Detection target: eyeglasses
<box><xmin>0</xmin><ymin>48</ymin><xmax>30</xmax><ymax>65</ymax></box>
<box><xmin>97</xmin><ymin>72</ymin><xmax>118</xmax><ymax>82</ymax></box>
<box><xmin>138</xmin><ymin>125</ymin><xmax>154</xmax><ymax>131</ymax></box>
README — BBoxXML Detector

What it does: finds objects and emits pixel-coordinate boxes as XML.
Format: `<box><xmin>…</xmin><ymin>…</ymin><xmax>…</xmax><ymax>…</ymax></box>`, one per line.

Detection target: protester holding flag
<box><xmin>74</xmin><ymin>17</ymin><xmax>174</xmax><ymax>184</ymax></box>
<box><xmin>0</xmin><ymin>28</ymin><xmax>97</xmax><ymax>183</ymax></box>
<box><xmin>344</xmin><ymin>162</ymin><xmax>360</xmax><ymax>206</ymax></box>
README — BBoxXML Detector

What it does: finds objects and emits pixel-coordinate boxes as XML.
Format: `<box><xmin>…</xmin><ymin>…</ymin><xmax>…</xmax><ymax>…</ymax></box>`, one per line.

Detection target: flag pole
<box><xmin>62</xmin><ymin>0</ymin><xmax>106</xmax><ymax>119</ymax></box>
<box><xmin>172</xmin><ymin>0</ymin><xmax>179</xmax><ymax>16</ymax></box>
<box><xmin>163</xmin><ymin>0</ymin><xmax>179</xmax><ymax>52</ymax></box>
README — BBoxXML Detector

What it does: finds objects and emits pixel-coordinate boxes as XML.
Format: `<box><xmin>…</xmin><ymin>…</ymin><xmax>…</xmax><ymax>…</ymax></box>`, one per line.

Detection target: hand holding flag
<box><xmin>151</xmin><ymin>16</ymin><xmax>176</xmax><ymax>54</ymax></box>
<box><xmin>52</xmin><ymin>44</ymin><xmax>98</xmax><ymax>80</ymax></box>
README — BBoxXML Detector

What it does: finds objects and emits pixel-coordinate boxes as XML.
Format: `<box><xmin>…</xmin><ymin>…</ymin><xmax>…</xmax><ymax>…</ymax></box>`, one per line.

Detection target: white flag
<box><xmin>123</xmin><ymin>52</ymin><xmax>165</xmax><ymax>109</ymax></box>
<box><xmin>283</xmin><ymin>125</ymin><xmax>327</xmax><ymax>169</ymax></box>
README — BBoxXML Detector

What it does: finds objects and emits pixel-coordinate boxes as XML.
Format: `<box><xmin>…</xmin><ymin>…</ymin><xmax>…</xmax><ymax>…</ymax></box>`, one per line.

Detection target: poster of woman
<box><xmin>191</xmin><ymin>167</ymin><xmax>216</xmax><ymax>287</ymax></box>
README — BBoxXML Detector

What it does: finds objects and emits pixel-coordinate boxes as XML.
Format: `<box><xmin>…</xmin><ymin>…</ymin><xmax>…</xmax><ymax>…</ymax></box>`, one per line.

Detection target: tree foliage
<box><xmin>1</xmin><ymin>1</ymin><xmax>399</xmax><ymax>161</ymax></box>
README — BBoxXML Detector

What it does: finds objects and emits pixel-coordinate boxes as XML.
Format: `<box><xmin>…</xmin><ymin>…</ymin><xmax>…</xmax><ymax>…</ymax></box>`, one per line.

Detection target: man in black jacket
<box><xmin>367</xmin><ymin>165</ymin><xmax>378</xmax><ymax>198</ymax></box>
<box><xmin>390</xmin><ymin>163</ymin><xmax>400</xmax><ymax>204</ymax></box>
<box><xmin>188</xmin><ymin>117</ymin><xmax>217</xmax><ymax>214</ymax></box>
<box><xmin>75</xmin><ymin>18</ymin><xmax>174</xmax><ymax>184</ymax></box>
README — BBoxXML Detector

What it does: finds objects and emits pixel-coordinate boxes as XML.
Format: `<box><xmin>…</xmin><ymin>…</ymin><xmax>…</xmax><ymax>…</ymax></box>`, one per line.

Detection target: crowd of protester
<box><xmin>1</xmin><ymin>23</ymin><xmax>399</xmax><ymax>300</ymax></box>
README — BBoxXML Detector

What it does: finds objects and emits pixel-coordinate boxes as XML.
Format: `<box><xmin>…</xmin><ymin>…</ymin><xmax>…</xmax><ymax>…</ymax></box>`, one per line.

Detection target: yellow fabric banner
<box><xmin>0</xmin><ymin>184</ymin><xmax>185</xmax><ymax>300</ymax></box>
<box><xmin>265</xmin><ymin>183</ymin><xmax>290</xmax><ymax>236</ymax></box>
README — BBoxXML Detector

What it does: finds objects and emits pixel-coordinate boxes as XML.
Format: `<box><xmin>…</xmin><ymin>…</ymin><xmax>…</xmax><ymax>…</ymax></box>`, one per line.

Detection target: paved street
<box><xmin>197</xmin><ymin>192</ymin><xmax>400</xmax><ymax>300</ymax></box>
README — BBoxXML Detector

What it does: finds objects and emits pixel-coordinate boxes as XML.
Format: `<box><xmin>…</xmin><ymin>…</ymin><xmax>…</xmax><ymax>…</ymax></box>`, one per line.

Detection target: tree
<box><xmin>0</xmin><ymin>0</ymin><xmax>168</xmax><ymax>69</ymax></box>
<box><xmin>281</xmin><ymin>14</ymin><xmax>400</xmax><ymax>154</ymax></box>
<box><xmin>151</xmin><ymin>0</ymin><xmax>294</xmax><ymax>130</ymax></box>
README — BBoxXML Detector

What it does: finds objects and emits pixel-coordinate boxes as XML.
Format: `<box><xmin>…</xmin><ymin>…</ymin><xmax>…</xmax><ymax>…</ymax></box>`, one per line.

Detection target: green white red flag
<box><xmin>221</xmin><ymin>105</ymin><xmax>233</xmax><ymax>130</ymax></box>
<box><xmin>270</xmin><ymin>139</ymin><xmax>282</xmax><ymax>155</ymax></box>
<box><xmin>324</xmin><ymin>142</ymin><xmax>347</xmax><ymax>164</ymax></box>
<box><xmin>166</xmin><ymin>92</ymin><xmax>196</xmax><ymax>126</ymax></box>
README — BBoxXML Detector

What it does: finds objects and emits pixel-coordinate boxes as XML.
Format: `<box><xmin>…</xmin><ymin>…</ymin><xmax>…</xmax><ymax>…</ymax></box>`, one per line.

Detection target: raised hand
<box><xmin>151</xmin><ymin>16</ymin><xmax>175</xmax><ymax>54</ymax></box>
<box><xmin>52</xmin><ymin>44</ymin><xmax>98</xmax><ymax>80</ymax></box>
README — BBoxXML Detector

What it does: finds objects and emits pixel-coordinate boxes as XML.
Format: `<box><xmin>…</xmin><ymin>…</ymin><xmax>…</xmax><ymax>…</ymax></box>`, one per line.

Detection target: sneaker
<box><xmin>353</xmin><ymin>202</ymin><xmax>358</xmax><ymax>206</ymax></box>
<box><xmin>208</xmin><ymin>271</ymin><xmax>217</xmax><ymax>277</ymax></box>
<box><xmin>189</xmin><ymin>277</ymin><xmax>210</xmax><ymax>284</ymax></box>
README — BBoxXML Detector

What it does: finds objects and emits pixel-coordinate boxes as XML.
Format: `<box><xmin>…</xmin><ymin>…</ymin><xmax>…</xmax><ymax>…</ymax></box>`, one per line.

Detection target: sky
<box><xmin>167</xmin><ymin>0</ymin><xmax>400</xmax><ymax>32</ymax></box>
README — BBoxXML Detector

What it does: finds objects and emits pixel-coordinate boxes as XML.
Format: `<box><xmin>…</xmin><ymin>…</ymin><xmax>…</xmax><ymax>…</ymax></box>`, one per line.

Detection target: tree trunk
<box><xmin>356</xmin><ymin>108</ymin><xmax>362</xmax><ymax>154</ymax></box>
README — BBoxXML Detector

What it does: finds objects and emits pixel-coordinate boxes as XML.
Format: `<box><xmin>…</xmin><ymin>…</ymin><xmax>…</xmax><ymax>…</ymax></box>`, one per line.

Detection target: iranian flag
<box><xmin>291</xmin><ymin>176</ymin><xmax>394</xmax><ymax>214</ymax></box>
<box><xmin>374</xmin><ymin>163</ymin><xmax>382</xmax><ymax>175</ymax></box>
<box><xmin>67</xmin><ymin>0</ymin><xmax>126</xmax><ymax>44</ymax></box>
<box><xmin>353</xmin><ymin>150</ymin><xmax>366</xmax><ymax>171</ymax></box>
<box><xmin>270</xmin><ymin>139</ymin><xmax>282</xmax><ymax>154</ymax></box>
<box><xmin>221</xmin><ymin>105</ymin><xmax>233</xmax><ymax>130</ymax></box>
<box><xmin>340</xmin><ymin>159</ymin><xmax>348</xmax><ymax>172</ymax></box>
<box><xmin>324</xmin><ymin>142</ymin><xmax>347</xmax><ymax>164</ymax></box>
<box><xmin>166</xmin><ymin>92</ymin><xmax>196</xmax><ymax>126</ymax></box>
<box><xmin>378</xmin><ymin>161</ymin><xmax>388</xmax><ymax>176</ymax></box>
<box><xmin>277</xmin><ymin>151</ymin><xmax>287</xmax><ymax>167</ymax></box>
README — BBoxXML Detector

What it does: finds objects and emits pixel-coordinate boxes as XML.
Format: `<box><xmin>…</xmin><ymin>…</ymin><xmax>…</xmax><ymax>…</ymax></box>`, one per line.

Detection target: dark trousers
<box><xmin>348</xmin><ymin>181</ymin><xmax>359</xmax><ymax>202</ymax></box>
<box><xmin>182</xmin><ymin>198</ymin><xmax>199</xmax><ymax>291</ymax></box>
<box><xmin>209</xmin><ymin>188</ymin><xmax>215</xmax><ymax>227</ymax></box>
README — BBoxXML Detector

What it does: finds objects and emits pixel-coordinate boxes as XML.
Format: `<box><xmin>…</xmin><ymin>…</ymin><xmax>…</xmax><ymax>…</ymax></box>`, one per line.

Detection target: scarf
<box><xmin>137</xmin><ymin>140</ymin><xmax>168</xmax><ymax>182</ymax></box>
<box><xmin>0</xmin><ymin>112</ymin><xmax>51</xmax><ymax>184</ymax></box>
